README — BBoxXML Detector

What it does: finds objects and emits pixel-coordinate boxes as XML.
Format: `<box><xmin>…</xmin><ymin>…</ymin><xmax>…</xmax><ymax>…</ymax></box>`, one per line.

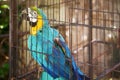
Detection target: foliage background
<box><xmin>0</xmin><ymin>2</ymin><xmax>9</xmax><ymax>80</ymax></box>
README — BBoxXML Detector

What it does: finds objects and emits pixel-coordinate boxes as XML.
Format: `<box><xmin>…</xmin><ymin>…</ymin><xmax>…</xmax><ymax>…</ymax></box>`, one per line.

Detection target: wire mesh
<box><xmin>9</xmin><ymin>0</ymin><xmax>120</xmax><ymax>80</ymax></box>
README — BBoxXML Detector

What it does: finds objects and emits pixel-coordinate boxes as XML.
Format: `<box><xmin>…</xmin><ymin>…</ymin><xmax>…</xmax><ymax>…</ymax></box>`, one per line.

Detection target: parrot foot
<box><xmin>54</xmin><ymin>37</ymin><xmax>60</xmax><ymax>43</ymax></box>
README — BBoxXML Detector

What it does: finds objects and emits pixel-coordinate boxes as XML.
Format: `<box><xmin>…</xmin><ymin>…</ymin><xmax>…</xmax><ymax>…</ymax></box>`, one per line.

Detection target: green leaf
<box><xmin>1</xmin><ymin>5</ymin><xmax>9</xmax><ymax>9</ymax></box>
<box><xmin>0</xmin><ymin>63</ymin><xmax>9</xmax><ymax>78</ymax></box>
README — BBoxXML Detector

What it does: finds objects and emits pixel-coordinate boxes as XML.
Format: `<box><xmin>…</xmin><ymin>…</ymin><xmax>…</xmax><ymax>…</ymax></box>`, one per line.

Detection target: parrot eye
<box><xmin>33</xmin><ymin>11</ymin><xmax>37</xmax><ymax>16</ymax></box>
<box><xmin>29</xmin><ymin>11</ymin><xmax>37</xmax><ymax>18</ymax></box>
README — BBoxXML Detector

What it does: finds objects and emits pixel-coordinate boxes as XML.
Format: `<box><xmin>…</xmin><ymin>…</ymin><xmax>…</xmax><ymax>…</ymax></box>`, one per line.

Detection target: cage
<box><xmin>9</xmin><ymin>0</ymin><xmax>120</xmax><ymax>80</ymax></box>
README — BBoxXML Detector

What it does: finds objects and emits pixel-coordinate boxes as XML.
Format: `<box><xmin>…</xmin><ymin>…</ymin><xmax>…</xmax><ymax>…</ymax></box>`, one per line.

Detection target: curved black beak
<box><xmin>21</xmin><ymin>8</ymin><xmax>37</xmax><ymax>27</ymax></box>
<box><xmin>29</xmin><ymin>21</ymin><xmax>37</xmax><ymax>27</ymax></box>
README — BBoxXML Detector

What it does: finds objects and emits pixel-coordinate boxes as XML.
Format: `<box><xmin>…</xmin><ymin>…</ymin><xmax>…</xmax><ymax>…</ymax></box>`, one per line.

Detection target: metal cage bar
<box><xmin>9</xmin><ymin>0</ymin><xmax>18</xmax><ymax>79</ymax></box>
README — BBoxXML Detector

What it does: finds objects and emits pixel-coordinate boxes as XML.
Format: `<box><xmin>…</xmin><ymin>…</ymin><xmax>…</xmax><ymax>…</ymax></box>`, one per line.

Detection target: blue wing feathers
<box><xmin>58</xmin><ymin>39</ymin><xmax>90</xmax><ymax>80</ymax></box>
<box><xmin>28</xmin><ymin>28</ymin><xmax>90</xmax><ymax>80</ymax></box>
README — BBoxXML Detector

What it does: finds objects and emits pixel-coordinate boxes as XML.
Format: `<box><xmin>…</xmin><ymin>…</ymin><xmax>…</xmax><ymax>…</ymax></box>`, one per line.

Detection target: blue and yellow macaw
<box><xmin>25</xmin><ymin>7</ymin><xmax>90</xmax><ymax>80</ymax></box>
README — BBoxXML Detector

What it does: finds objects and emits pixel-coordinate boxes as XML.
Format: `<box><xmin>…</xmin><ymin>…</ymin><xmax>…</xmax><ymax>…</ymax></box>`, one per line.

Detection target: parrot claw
<box><xmin>54</xmin><ymin>37</ymin><xmax>60</xmax><ymax>44</ymax></box>
<box><xmin>54</xmin><ymin>37</ymin><xmax>59</xmax><ymax>42</ymax></box>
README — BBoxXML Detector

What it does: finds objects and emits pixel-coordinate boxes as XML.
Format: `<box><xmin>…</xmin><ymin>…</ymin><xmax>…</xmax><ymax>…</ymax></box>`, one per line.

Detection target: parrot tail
<box><xmin>71</xmin><ymin>58</ymin><xmax>90</xmax><ymax>80</ymax></box>
<box><xmin>56</xmin><ymin>38</ymin><xmax>90</xmax><ymax>80</ymax></box>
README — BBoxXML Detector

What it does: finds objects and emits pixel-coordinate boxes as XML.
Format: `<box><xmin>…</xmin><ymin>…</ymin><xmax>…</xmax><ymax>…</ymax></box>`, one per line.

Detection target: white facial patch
<box><xmin>27</xmin><ymin>8</ymin><xmax>38</xmax><ymax>23</ymax></box>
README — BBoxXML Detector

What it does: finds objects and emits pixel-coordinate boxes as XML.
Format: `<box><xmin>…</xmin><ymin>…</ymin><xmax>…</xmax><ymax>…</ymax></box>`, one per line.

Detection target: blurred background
<box><xmin>0</xmin><ymin>0</ymin><xmax>120</xmax><ymax>80</ymax></box>
<box><xmin>0</xmin><ymin>0</ymin><xmax>9</xmax><ymax>80</ymax></box>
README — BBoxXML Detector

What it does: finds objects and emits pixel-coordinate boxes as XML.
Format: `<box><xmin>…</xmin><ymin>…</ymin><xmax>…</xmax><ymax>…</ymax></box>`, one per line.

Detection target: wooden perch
<box><xmin>17</xmin><ymin>68</ymin><xmax>38</xmax><ymax>79</ymax></box>
<box><xmin>0</xmin><ymin>34</ymin><xmax>9</xmax><ymax>38</ymax></box>
<box><xmin>96</xmin><ymin>63</ymin><xmax>120</xmax><ymax>80</ymax></box>
<box><xmin>0</xmin><ymin>31</ymin><xmax>29</xmax><ymax>39</ymax></box>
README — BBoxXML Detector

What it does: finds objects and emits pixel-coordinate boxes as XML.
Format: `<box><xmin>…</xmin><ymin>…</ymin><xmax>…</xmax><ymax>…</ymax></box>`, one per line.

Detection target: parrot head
<box><xmin>22</xmin><ymin>7</ymin><xmax>48</xmax><ymax>35</ymax></box>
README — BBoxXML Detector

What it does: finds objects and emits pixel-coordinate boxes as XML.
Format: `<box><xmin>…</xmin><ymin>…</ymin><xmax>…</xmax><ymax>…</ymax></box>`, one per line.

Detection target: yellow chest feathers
<box><xmin>30</xmin><ymin>15</ymin><xmax>44</xmax><ymax>35</ymax></box>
